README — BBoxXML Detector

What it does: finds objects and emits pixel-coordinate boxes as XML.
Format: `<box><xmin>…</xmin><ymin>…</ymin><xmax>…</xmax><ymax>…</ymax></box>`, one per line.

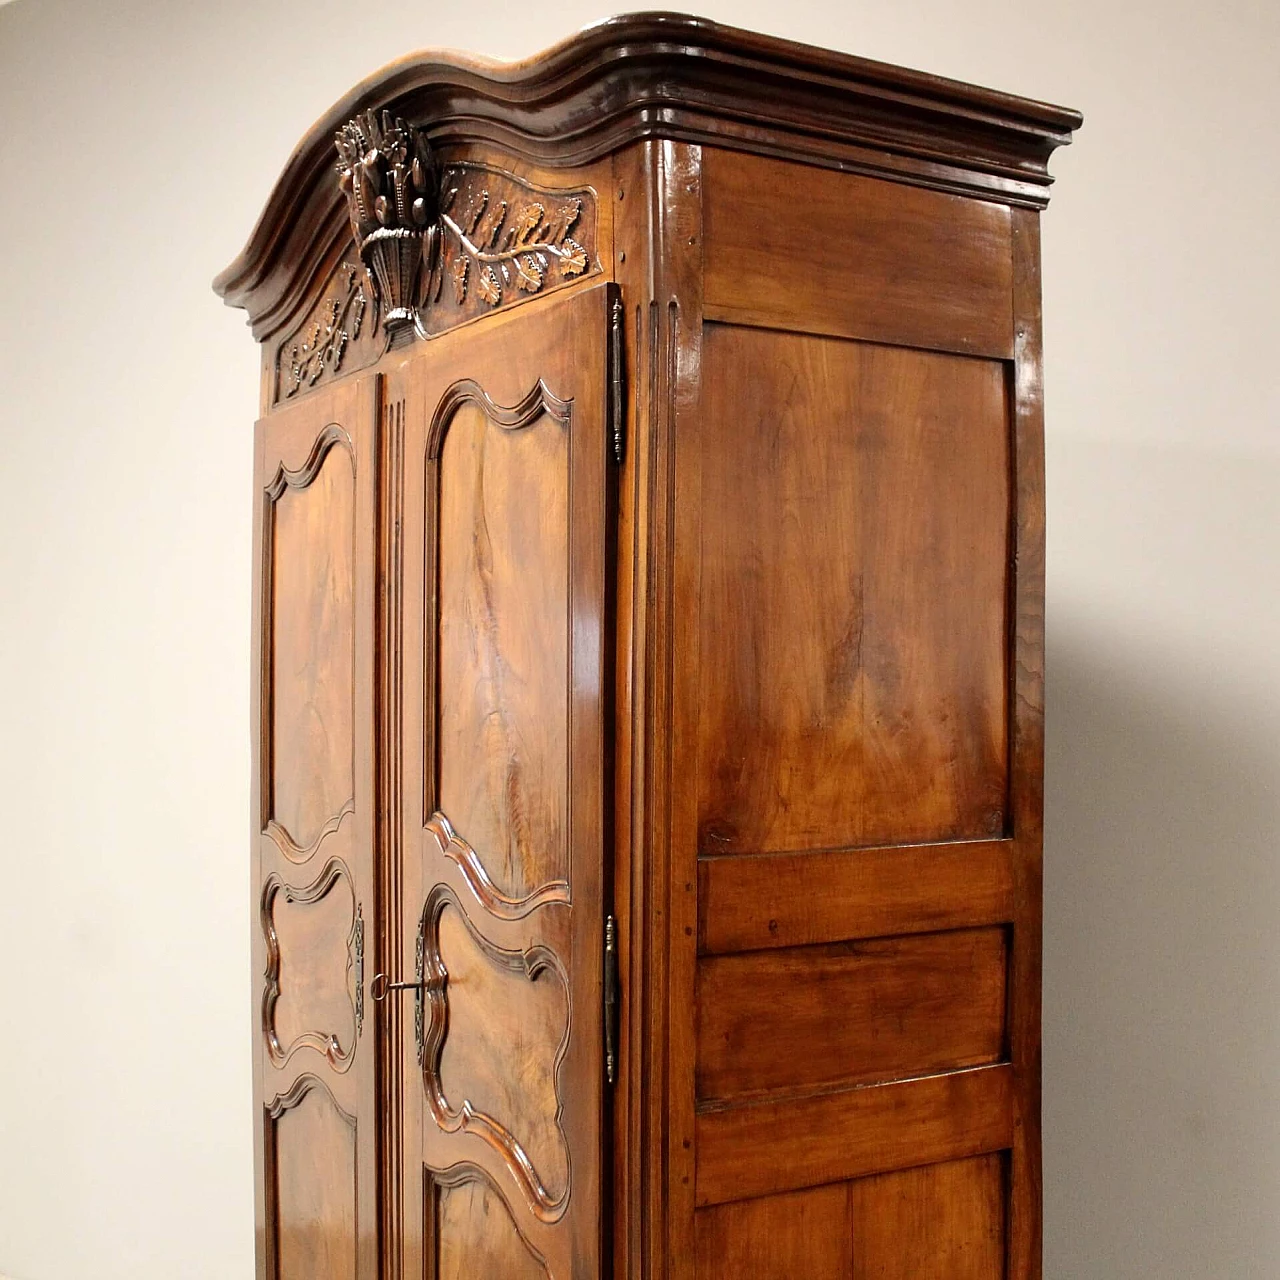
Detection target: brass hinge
<box><xmin>604</xmin><ymin>914</ymin><xmax>619</xmax><ymax>1085</ymax></box>
<box><xmin>608</xmin><ymin>287</ymin><xmax>625</xmax><ymax>466</ymax></box>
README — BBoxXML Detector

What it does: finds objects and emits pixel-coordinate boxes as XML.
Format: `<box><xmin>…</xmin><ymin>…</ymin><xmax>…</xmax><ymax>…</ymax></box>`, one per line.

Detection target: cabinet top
<box><xmin>214</xmin><ymin>11</ymin><xmax>1081</xmax><ymax>338</ymax></box>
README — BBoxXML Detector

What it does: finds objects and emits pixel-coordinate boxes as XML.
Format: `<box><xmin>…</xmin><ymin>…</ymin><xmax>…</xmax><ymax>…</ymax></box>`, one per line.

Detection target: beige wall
<box><xmin>1</xmin><ymin>0</ymin><xmax>1276</xmax><ymax>1276</ymax></box>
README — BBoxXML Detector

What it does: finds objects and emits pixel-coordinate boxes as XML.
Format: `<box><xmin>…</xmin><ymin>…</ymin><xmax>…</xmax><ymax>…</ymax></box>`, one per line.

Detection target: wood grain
<box><xmin>270</xmin><ymin>1081</ymin><xmax>358</xmax><ymax>1280</ymax></box>
<box><xmin>695</xmin><ymin>1064</ymin><xmax>1013</xmax><ymax>1207</ymax></box>
<box><xmin>436</xmin><ymin>395</ymin><xmax>569</xmax><ymax>900</ymax></box>
<box><xmin>695</xmin><ymin>1183</ymin><xmax>853</xmax><ymax>1280</ymax></box>
<box><xmin>850</xmin><ymin>1155</ymin><xmax>1006</xmax><ymax>1279</ymax></box>
<box><xmin>268</xmin><ymin>434</ymin><xmax>355</xmax><ymax>852</ymax></box>
<box><xmin>252</xmin><ymin>377</ymin><xmax>380</xmax><ymax>1280</ymax></box>
<box><xmin>703</xmin><ymin>151</ymin><xmax>1015</xmax><ymax>357</ymax></box>
<box><xmin>699</xmin><ymin>838</ymin><xmax>1015</xmax><ymax>954</ymax></box>
<box><xmin>695</xmin><ymin>323</ymin><xmax>1011</xmax><ymax>857</ymax></box>
<box><xmin>399</xmin><ymin>284</ymin><xmax>614</xmax><ymax>1280</ymax></box>
<box><xmin>435</xmin><ymin>1175</ymin><xmax>549</xmax><ymax>1280</ymax></box>
<box><xmin>435</xmin><ymin>902</ymin><xmax>570</xmax><ymax>1203</ymax></box>
<box><xmin>697</xmin><ymin>928</ymin><xmax>1007</xmax><ymax>1103</ymax></box>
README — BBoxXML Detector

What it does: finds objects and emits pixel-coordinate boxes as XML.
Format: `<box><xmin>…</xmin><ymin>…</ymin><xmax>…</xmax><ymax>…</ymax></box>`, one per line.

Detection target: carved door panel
<box><xmin>397</xmin><ymin>283</ymin><xmax>614</xmax><ymax>1279</ymax></box>
<box><xmin>251</xmin><ymin>377</ymin><xmax>379</xmax><ymax>1280</ymax></box>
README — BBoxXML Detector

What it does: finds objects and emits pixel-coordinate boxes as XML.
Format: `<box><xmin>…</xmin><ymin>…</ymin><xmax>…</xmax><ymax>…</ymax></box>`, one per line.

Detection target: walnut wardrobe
<box><xmin>214</xmin><ymin>14</ymin><xmax>1081</xmax><ymax>1280</ymax></box>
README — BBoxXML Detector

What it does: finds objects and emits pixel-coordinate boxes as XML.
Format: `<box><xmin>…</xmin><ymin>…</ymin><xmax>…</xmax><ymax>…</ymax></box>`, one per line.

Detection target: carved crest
<box><xmin>335</xmin><ymin>110</ymin><xmax>439</xmax><ymax>332</ymax></box>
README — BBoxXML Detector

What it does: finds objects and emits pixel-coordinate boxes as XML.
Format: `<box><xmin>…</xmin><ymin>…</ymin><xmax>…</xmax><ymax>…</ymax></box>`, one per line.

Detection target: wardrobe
<box><xmin>214</xmin><ymin>14</ymin><xmax>1081</xmax><ymax>1279</ymax></box>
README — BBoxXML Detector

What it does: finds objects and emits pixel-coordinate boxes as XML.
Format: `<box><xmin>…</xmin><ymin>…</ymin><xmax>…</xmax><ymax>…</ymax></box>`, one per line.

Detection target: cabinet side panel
<box><xmin>849</xmin><ymin>1155</ymin><xmax>1007</xmax><ymax>1280</ymax></box>
<box><xmin>702</xmin><ymin>151</ymin><xmax>1014</xmax><ymax>358</ymax></box>
<box><xmin>695</xmin><ymin>1184</ymin><xmax>853</xmax><ymax>1280</ymax></box>
<box><xmin>695</xmin><ymin>323</ymin><xmax>1010</xmax><ymax>855</ymax></box>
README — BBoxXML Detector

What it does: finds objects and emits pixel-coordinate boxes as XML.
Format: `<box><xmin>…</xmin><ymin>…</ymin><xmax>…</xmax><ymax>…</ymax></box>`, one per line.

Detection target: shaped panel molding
<box><xmin>263</xmin><ymin>422</ymin><xmax>357</xmax><ymax>859</ymax></box>
<box><xmin>420</xmin><ymin>882</ymin><xmax>572</xmax><ymax>1223</ymax></box>
<box><xmin>262</xmin><ymin>857</ymin><xmax>362</xmax><ymax>1070</ymax></box>
<box><xmin>266</xmin><ymin>1074</ymin><xmax>359</xmax><ymax>1280</ymax></box>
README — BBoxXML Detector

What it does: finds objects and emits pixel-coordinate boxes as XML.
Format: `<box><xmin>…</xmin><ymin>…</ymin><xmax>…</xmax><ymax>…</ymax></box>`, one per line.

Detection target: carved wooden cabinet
<box><xmin>215</xmin><ymin>15</ymin><xmax>1080</xmax><ymax>1280</ymax></box>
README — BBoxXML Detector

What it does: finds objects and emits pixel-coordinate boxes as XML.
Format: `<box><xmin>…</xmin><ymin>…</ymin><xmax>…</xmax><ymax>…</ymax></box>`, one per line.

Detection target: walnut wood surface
<box><xmin>227</xmin><ymin>18</ymin><xmax>1077</xmax><ymax>1277</ymax></box>
<box><xmin>435</xmin><ymin>396</ymin><xmax>570</xmax><ymax>900</ymax></box>
<box><xmin>698</xmin><ymin>838</ymin><xmax>1015</xmax><ymax>954</ymax></box>
<box><xmin>850</xmin><ymin>1155</ymin><xmax>1007</xmax><ymax>1279</ymax></box>
<box><xmin>395</xmin><ymin>284</ymin><xmax>612</xmax><ymax>1279</ymax></box>
<box><xmin>251</xmin><ymin>380</ymin><xmax>380</xmax><ymax>1280</ymax></box>
<box><xmin>694</xmin><ymin>1156</ymin><xmax>1006</xmax><ymax>1280</ymax></box>
<box><xmin>695</xmin><ymin>320</ymin><xmax>1011</xmax><ymax>856</ymax></box>
<box><xmin>697</xmin><ymin>928</ymin><xmax>1008</xmax><ymax>1103</ymax></box>
<box><xmin>695</xmin><ymin>1064</ymin><xmax>1015</xmax><ymax>1208</ymax></box>
<box><xmin>702</xmin><ymin>150</ymin><xmax>1016</xmax><ymax>358</ymax></box>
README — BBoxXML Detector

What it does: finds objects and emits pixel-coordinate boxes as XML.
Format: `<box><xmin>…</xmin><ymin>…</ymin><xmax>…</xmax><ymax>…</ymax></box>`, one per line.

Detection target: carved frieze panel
<box><xmin>424</xmin><ymin>164</ymin><xmax>597</xmax><ymax>334</ymax></box>
<box><xmin>273</xmin><ymin>261</ymin><xmax>388</xmax><ymax>404</ymax></box>
<box><xmin>272</xmin><ymin>115</ymin><xmax>600</xmax><ymax>402</ymax></box>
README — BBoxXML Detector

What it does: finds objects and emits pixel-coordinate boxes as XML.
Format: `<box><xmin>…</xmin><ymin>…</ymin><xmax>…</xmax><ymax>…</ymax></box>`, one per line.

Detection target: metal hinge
<box><xmin>604</xmin><ymin>914</ymin><xmax>619</xmax><ymax>1085</ymax></box>
<box><xmin>608</xmin><ymin>287</ymin><xmax>625</xmax><ymax>466</ymax></box>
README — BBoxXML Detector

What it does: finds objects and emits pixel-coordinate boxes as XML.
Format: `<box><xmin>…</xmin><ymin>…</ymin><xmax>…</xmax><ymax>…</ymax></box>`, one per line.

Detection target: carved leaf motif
<box><xmin>476</xmin><ymin>265</ymin><xmax>502</xmax><ymax>306</ymax></box>
<box><xmin>475</xmin><ymin>197</ymin><xmax>509</xmax><ymax>250</ymax></box>
<box><xmin>452</xmin><ymin>255</ymin><xmax>470</xmax><ymax>304</ymax></box>
<box><xmin>281</xmin><ymin>263</ymin><xmax>375</xmax><ymax>399</ymax></box>
<box><xmin>429</xmin><ymin>167</ymin><xmax>597</xmax><ymax>324</ymax></box>
<box><xmin>459</xmin><ymin>188</ymin><xmax>487</xmax><ymax>235</ymax></box>
<box><xmin>514</xmin><ymin>253</ymin><xmax>545</xmax><ymax>293</ymax></box>
<box><xmin>558</xmin><ymin>239</ymin><xmax>588</xmax><ymax>277</ymax></box>
<box><xmin>508</xmin><ymin>202</ymin><xmax>545</xmax><ymax>249</ymax></box>
<box><xmin>544</xmin><ymin>199</ymin><xmax>581</xmax><ymax>243</ymax></box>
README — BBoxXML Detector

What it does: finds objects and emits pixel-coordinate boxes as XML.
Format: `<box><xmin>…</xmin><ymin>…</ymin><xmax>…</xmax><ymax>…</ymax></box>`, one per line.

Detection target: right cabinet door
<box><xmin>396</xmin><ymin>283</ymin><xmax>614</xmax><ymax>1280</ymax></box>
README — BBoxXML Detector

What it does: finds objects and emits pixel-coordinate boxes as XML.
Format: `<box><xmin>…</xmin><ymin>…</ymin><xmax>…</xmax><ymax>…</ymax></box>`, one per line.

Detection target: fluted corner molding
<box><xmin>212</xmin><ymin>11</ymin><xmax>1082</xmax><ymax>341</ymax></box>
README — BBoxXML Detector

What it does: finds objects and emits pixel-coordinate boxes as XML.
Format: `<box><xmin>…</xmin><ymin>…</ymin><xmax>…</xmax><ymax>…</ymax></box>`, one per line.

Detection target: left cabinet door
<box><xmin>251</xmin><ymin>376</ymin><xmax>380</xmax><ymax>1280</ymax></box>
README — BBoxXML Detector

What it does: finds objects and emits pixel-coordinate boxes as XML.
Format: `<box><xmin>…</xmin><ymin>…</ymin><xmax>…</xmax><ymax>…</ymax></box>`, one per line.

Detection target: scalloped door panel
<box><xmin>254</xmin><ymin>377</ymin><xmax>380</xmax><ymax>1280</ymax></box>
<box><xmin>399</xmin><ymin>283</ymin><xmax>614</xmax><ymax>1280</ymax></box>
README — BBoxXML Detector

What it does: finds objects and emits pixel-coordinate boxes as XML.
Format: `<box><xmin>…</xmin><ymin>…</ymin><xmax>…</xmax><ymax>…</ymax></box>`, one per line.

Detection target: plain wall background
<box><xmin>1</xmin><ymin>0</ymin><xmax>1276</xmax><ymax>1275</ymax></box>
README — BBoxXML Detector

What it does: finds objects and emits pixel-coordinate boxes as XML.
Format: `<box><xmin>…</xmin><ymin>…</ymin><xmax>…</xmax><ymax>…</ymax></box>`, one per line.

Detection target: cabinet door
<box><xmin>251</xmin><ymin>378</ymin><xmax>380</xmax><ymax>1280</ymax></box>
<box><xmin>397</xmin><ymin>284</ymin><xmax>614</xmax><ymax>1279</ymax></box>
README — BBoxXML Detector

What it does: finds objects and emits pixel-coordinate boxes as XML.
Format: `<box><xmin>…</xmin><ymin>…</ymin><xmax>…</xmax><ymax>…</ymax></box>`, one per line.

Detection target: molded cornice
<box><xmin>213</xmin><ymin>11</ymin><xmax>1082</xmax><ymax>340</ymax></box>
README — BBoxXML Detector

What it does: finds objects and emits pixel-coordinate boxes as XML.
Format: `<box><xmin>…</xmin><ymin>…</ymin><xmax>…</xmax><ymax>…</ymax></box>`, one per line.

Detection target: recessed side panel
<box><xmin>696</xmin><ymin>323</ymin><xmax>1010</xmax><ymax>856</ymax></box>
<box><xmin>702</xmin><ymin>150</ymin><xmax>1015</xmax><ymax>358</ymax></box>
<box><xmin>695</xmin><ymin>1183</ymin><xmax>853</xmax><ymax>1280</ymax></box>
<box><xmin>849</xmin><ymin>1155</ymin><xmax>1007</xmax><ymax>1280</ymax></box>
<box><xmin>692</xmin><ymin>1155</ymin><xmax>1005</xmax><ymax>1280</ymax></box>
<box><xmin>268</xmin><ymin>1081</ymin><xmax>358</xmax><ymax>1280</ymax></box>
<box><xmin>697</xmin><ymin>927</ymin><xmax>1007</xmax><ymax>1103</ymax></box>
<box><xmin>436</xmin><ymin>399</ymin><xmax>570</xmax><ymax>901</ymax></box>
<box><xmin>268</xmin><ymin>435</ymin><xmax>356</xmax><ymax>855</ymax></box>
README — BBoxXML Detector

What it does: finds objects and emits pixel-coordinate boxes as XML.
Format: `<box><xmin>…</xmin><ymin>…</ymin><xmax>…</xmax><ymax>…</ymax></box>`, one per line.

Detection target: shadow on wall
<box><xmin>1043</xmin><ymin>614</ymin><xmax>1280</xmax><ymax>1277</ymax></box>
